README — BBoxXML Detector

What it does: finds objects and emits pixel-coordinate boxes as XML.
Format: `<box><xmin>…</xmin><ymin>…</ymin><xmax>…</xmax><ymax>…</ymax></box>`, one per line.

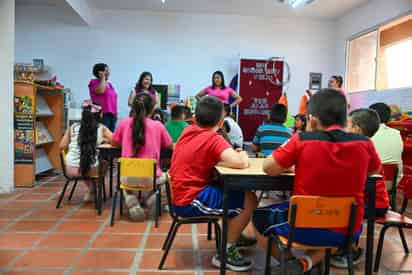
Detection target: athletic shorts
<box><xmin>173</xmin><ymin>185</ymin><xmax>244</xmax><ymax>218</ymax></box>
<box><xmin>253</xmin><ymin>201</ymin><xmax>362</xmax><ymax>248</ymax></box>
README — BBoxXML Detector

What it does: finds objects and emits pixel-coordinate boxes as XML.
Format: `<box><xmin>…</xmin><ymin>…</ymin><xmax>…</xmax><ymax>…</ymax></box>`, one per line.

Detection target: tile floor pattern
<box><xmin>0</xmin><ymin>173</ymin><xmax>412</xmax><ymax>274</ymax></box>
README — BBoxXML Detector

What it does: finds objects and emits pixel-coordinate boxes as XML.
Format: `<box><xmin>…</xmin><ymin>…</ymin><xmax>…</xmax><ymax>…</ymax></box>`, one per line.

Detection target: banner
<box><xmin>14</xmin><ymin>95</ymin><xmax>35</xmax><ymax>164</ymax></box>
<box><xmin>238</xmin><ymin>59</ymin><xmax>284</xmax><ymax>141</ymax></box>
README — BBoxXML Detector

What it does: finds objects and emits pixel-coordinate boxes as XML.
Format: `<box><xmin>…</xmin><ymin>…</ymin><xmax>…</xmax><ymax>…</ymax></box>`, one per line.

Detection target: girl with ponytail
<box><xmin>112</xmin><ymin>93</ymin><xmax>173</xmax><ymax>221</ymax></box>
<box><xmin>60</xmin><ymin>100</ymin><xmax>112</xmax><ymax>202</ymax></box>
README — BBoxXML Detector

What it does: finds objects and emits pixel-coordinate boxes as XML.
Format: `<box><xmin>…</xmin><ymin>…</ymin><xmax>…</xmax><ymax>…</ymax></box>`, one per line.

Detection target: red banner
<box><xmin>238</xmin><ymin>59</ymin><xmax>284</xmax><ymax>141</ymax></box>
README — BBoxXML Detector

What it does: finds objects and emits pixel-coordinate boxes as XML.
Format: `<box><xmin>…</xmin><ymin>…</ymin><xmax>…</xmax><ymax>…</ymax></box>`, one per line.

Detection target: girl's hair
<box><xmin>294</xmin><ymin>114</ymin><xmax>307</xmax><ymax>132</ymax></box>
<box><xmin>212</xmin><ymin>71</ymin><xmax>226</xmax><ymax>89</ymax></box>
<box><xmin>78</xmin><ymin>104</ymin><xmax>101</xmax><ymax>175</ymax></box>
<box><xmin>92</xmin><ymin>63</ymin><xmax>108</xmax><ymax>78</ymax></box>
<box><xmin>331</xmin><ymin>75</ymin><xmax>343</xmax><ymax>88</ymax></box>
<box><xmin>135</xmin><ymin>72</ymin><xmax>154</xmax><ymax>92</ymax></box>
<box><xmin>131</xmin><ymin>93</ymin><xmax>155</xmax><ymax>154</ymax></box>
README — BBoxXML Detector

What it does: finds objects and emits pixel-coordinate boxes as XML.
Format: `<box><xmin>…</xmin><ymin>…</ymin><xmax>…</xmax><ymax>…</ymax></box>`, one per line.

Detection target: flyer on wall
<box><xmin>14</xmin><ymin>95</ymin><xmax>35</xmax><ymax>164</ymax></box>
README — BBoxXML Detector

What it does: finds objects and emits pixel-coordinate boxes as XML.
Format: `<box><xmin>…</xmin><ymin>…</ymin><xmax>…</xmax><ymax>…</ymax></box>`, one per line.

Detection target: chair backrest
<box><xmin>165</xmin><ymin>173</ymin><xmax>177</xmax><ymax>219</ymax></box>
<box><xmin>119</xmin><ymin>158</ymin><xmax>156</xmax><ymax>179</ymax></box>
<box><xmin>289</xmin><ymin>196</ymin><xmax>357</xmax><ymax>229</ymax></box>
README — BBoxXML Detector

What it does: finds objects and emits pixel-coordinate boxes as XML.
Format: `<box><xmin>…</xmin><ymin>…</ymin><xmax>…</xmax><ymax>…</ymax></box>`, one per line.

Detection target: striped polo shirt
<box><xmin>252</xmin><ymin>123</ymin><xmax>292</xmax><ymax>156</ymax></box>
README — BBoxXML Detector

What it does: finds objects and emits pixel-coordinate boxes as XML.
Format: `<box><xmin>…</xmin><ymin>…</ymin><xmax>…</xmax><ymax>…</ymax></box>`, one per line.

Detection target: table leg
<box><xmin>98</xmin><ymin>155</ymin><xmax>104</xmax><ymax>215</ymax></box>
<box><xmin>220</xmin><ymin>184</ymin><xmax>228</xmax><ymax>275</ymax></box>
<box><xmin>109</xmin><ymin>158</ymin><xmax>113</xmax><ymax>198</ymax></box>
<box><xmin>365</xmin><ymin>179</ymin><xmax>376</xmax><ymax>275</ymax></box>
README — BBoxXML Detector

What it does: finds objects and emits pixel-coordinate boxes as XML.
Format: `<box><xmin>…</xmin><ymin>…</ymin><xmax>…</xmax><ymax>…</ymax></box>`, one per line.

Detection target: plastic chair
<box><xmin>56</xmin><ymin>151</ymin><xmax>102</xmax><ymax>209</ymax></box>
<box><xmin>265</xmin><ymin>196</ymin><xmax>358</xmax><ymax>275</ymax></box>
<box><xmin>110</xmin><ymin>158</ymin><xmax>161</xmax><ymax>227</ymax></box>
<box><xmin>382</xmin><ymin>163</ymin><xmax>399</xmax><ymax>210</ymax></box>
<box><xmin>158</xmin><ymin>174</ymin><xmax>221</xmax><ymax>270</ymax></box>
<box><xmin>374</xmin><ymin>174</ymin><xmax>412</xmax><ymax>272</ymax></box>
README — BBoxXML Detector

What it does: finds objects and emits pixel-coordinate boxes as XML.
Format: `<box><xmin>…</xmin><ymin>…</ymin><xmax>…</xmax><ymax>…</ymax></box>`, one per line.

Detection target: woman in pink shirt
<box><xmin>196</xmin><ymin>71</ymin><xmax>242</xmax><ymax>108</ymax></box>
<box><xmin>88</xmin><ymin>63</ymin><xmax>118</xmax><ymax>132</ymax></box>
<box><xmin>128</xmin><ymin>71</ymin><xmax>159</xmax><ymax>108</ymax></box>
<box><xmin>112</xmin><ymin>93</ymin><xmax>172</xmax><ymax>221</ymax></box>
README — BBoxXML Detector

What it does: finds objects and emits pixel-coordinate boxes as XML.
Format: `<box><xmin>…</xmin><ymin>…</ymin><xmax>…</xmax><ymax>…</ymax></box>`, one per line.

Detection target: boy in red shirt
<box><xmin>252</xmin><ymin>89</ymin><xmax>381</xmax><ymax>274</ymax></box>
<box><xmin>170</xmin><ymin>97</ymin><xmax>257</xmax><ymax>272</ymax></box>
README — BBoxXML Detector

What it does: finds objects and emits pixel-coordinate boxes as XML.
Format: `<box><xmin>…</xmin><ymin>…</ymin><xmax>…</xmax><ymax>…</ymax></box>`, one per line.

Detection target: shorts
<box><xmin>173</xmin><ymin>185</ymin><xmax>244</xmax><ymax>218</ymax></box>
<box><xmin>253</xmin><ymin>201</ymin><xmax>362</xmax><ymax>248</ymax></box>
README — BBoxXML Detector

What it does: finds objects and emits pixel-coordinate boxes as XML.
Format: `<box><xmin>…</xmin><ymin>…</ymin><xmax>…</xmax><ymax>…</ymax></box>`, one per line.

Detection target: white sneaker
<box><xmin>129</xmin><ymin>205</ymin><xmax>145</xmax><ymax>222</ymax></box>
<box><xmin>123</xmin><ymin>190</ymin><xmax>138</xmax><ymax>208</ymax></box>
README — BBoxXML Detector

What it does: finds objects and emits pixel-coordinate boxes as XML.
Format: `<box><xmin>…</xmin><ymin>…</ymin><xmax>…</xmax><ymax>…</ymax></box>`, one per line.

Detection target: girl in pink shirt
<box><xmin>112</xmin><ymin>93</ymin><xmax>172</xmax><ymax>221</ymax></box>
<box><xmin>196</xmin><ymin>71</ymin><xmax>242</xmax><ymax>107</ymax></box>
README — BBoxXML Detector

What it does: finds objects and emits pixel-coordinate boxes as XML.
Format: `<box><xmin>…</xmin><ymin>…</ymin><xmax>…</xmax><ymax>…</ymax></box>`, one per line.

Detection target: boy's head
<box><xmin>183</xmin><ymin>106</ymin><xmax>192</xmax><ymax>120</ymax></box>
<box><xmin>348</xmin><ymin>108</ymin><xmax>380</xmax><ymax>138</ymax></box>
<box><xmin>268</xmin><ymin>104</ymin><xmax>287</xmax><ymax>124</ymax></box>
<box><xmin>171</xmin><ymin>105</ymin><xmax>186</xmax><ymax>121</ymax></box>
<box><xmin>369</xmin><ymin>102</ymin><xmax>391</xmax><ymax>124</ymax></box>
<box><xmin>307</xmin><ymin>89</ymin><xmax>347</xmax><ymax>130</ymax></box>
<box><xmin>195</xmin><ymin>96</ymin><xmax>224</xmax><ymax>128</ymax></box>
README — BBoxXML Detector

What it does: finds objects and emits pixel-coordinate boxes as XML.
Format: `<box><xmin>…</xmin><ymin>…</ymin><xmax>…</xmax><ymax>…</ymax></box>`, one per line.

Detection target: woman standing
<box><xmin>328</xmin><ymin>75</ymin><xmax>350</xmax><ymax>107</ymax></box>
<box><xmin>88</xmin><ymin>63</ymin><xmax>118</xmax><ymax>132</ymax></box>
<box><xmin>196</xmin><ymin>71</ymin><xmax>242</xmax><ymax>108</ymax></box>
<box><xmin>128</xmin><ymin>72</ymin><xmax>159</xmax><ymax>108</ymax></box>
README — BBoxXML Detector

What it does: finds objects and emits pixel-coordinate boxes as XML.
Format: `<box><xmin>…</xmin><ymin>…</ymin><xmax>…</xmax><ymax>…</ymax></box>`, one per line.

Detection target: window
<box><xmin>346</xmin><ymin>14</ymin><xmax>412</xmax><ymax>93</ymax></box>
<box><xmin>346</xmin><ymin>31</ymin><xmax>378</xmax><ymax>93</ymax></box>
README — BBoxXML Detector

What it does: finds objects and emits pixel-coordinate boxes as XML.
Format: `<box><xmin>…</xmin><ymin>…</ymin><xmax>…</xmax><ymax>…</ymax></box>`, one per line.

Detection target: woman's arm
<box><xmin>59</xmin><ymin>128</ymin><xmax>71</xmax><ymax>151</ymax></box>
<box><xmin>229</xmin><ymin>91</ymin><xmax>242</xmax><ymax>108</ymax></box>
<box><xmin>195</xmin><ymin>90</ymin><xmax>207</xmax><ymax>101</ymax></box>
<box><xmin>128</xmin><ymin>90</ymin><xmax>136</xmax><ymax>107</ymax></box>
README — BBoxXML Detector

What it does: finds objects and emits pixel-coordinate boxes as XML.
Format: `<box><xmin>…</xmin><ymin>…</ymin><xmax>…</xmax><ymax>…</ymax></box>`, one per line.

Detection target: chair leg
<box><xmin>93</xmin><ymin>181</ymin><xmax>98</xmax><ymax>210</ymax></box>
<box><xmin>279</xmin><ymin>245</ymin><xmax>286</xmax><ymax>275</ymax></box>
<box><xmin>214</xmin><ymin>221</ymin><xmax>221</xmax><ymax>253</ymax></box>
<box><xmin>110</xmin><ymin>189</ymin><xmax>119</xmax><ymax>227</ymax></box>
<box><xmin>119</xmin><ymin>188</ymin><xmax>124</xmax><ymax>216</ymax></box>
<box><xmin>159</xmin><ymin>222</ymin><xmax>181</xmax><ymax>269</ymax></box>
<box><xmin>257</xmin><ymin>191</ymin><xmax>265</xmax><ymax>204</ymax></box>
<box><xmin>158</xmin><ymin>186</ymin><xmax>162</xmax><ymax>217</ymax></box>
<box><xmin>162</xmin><ymin>220</ymin><xmax>177</xmax><ymax>250</ymax></box>
<box><xmin>265</xmin><ymin>236</ymin><xmax>273</xmax><ymax>275</ymax></box>
<box><xmin>398</xmin><ymin>226</ymin><xmax>410</xmax><ymax>254</ymax></box>
<box><xmin>374</xmin><ymin>225</ymin><xmax>390</xmax><ymax>272</ymax></box>
<box><xmin>347</xmin><ymin>247</ymin><xmax>354</xmax><ymax>275</ymax></box>
<box><xmin>155</xmin><ymin>190</ymin><xmax>160</xmax><ymax>228</ymax></box>
<box><xmin>324</xmin><ymin>249</ymin><xmax>331</xmax><ymax>275</ymax></box>
<box><xmin>56</xmin><ymin>180</ymin><xmax>70</xmax><ymax>208</ymax></box>
<box><xmin>102</xmin><ymin>179</ymin><xmax>107</xmax><ymax>202</ymax></box>
<box><xmin>207</xmin><ymin>221</ymin><xmax>213</xmax><ymax>240</ymax></box>
<box><xmin>68</xmin><ymin>180</ymin><xmax>78</xmax><ymax>201</ymax></box>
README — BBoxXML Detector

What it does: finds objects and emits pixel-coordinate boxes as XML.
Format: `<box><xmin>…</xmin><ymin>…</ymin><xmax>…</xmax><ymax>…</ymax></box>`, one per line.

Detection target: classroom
<box><xmin>1</xmin><ymin>0</ymin><xmax>412</xmax><ymax>274</ymax></box>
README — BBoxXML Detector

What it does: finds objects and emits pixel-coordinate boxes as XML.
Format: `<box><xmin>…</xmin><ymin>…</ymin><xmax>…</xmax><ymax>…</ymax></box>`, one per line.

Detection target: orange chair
<box><xmin>382</xmin><ymin>164</ymin><xmax>399</xmax><ymax>210</ymax></box>
<box><xmin>265</xmin><ymin>196</ymin><xmax>358</xmax><ymax>275</ymax></box>
<box><xmin>374</xmin><ymin>175</ymin><xmax>412</xmax><ymax>272</ymax></box>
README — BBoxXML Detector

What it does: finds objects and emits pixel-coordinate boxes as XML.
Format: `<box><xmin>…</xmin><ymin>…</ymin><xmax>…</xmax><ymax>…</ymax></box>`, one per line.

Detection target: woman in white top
<box><xmin>59</xmin><ymin>100</ymin><xmax>112</xmax><ymax>201</ymax></box>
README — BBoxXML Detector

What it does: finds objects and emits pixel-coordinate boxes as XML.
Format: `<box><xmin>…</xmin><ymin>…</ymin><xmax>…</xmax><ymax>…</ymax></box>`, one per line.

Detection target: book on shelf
<box><xmin>36</xmin><ymin>121</ymin><xmax>54</xmax><ymax>145</ymax></box>
<box><xmin>36</xmin><ymin>95</ymin><xmax>53</xmax><ymax>116</ymax></box>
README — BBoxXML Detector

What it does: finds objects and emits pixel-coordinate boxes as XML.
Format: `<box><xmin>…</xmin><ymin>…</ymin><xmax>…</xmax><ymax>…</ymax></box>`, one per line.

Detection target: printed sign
<box><xmin>14</xmin><ymin>95</ymin><xmax>35</xmax><ymax>164</ymax></box>
<box><xmin>238</xmin><ymin>59</ymin><xmax>284</xmax><ymax>141</ymax></box>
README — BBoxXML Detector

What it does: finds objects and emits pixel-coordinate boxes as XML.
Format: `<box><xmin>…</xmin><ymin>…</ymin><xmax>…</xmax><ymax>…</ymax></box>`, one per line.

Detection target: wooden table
<box><xmin>97</xmin><ymin>144</ymin><xmax>121</xmax><ymax>215</ymax></box>
<box><xmin>215</xmin><ymin>158</ymin><xmax>379</xmax><ymax>275</ymax></box>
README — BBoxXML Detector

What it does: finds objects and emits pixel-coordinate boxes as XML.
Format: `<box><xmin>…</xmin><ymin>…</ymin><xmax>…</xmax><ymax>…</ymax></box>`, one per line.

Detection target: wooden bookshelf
<box><xmin>14</xmin><ymin>81</ymin><xmax>65</xmax><ymax>187</ymax></box>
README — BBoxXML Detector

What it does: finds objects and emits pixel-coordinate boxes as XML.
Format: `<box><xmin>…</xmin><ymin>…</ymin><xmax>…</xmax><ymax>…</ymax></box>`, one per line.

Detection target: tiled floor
<box><xmin>1</xmin><ymin>174</ymin><xmax>412</xmax><ymax>274</ymax></box>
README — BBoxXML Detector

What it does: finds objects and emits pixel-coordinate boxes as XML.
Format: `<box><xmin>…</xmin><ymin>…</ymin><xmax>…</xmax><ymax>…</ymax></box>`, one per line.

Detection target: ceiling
<box><xmin>85</xmin><ymin>0</ymin><xmax>369</xmax><ymax>19</ymax></box>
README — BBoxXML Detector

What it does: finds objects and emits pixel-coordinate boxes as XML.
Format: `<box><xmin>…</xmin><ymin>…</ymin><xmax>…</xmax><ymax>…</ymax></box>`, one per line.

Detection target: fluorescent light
<box><xmin>288</xmin><ymin>0</ymin><xmax>310</xmax><ymax>8</ymax></box>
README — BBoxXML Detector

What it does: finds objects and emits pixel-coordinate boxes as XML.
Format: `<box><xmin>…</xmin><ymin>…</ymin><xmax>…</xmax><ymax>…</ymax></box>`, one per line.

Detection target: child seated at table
<box><xmin>165</xmin><ymin>105</ymin><xmax>188</xmax><ymax>143</ymax></box>
<box><xmin>112</xmin><ymin>93</ymin><xmax>173</xmax><ymax>221</ymax></box>
<box><xmin>252</xmin><ymin>103</ymin><xmax>292</xmax><ymax>157</ymax></box>
<box><xmin>222</xmin><ymin>104</ymin><xmax>244</xmax><ymax>149</ymax></box>
<box><xmin>330</xmin><ymin>108</ymin><xmax>389</xmax><ymax>269</ymax></box>
<box><xmin>60</xmin><ymin>100</ymin><xmax>112</xmax><ymax>202</ymax></box>
<box><xmin>170</xmin><ymin>96</ymin><xmax>257</xmax><ymax>272</ymax></box>
<box><xmin>252</xmin><ymin>89</ymin><xmax>381</xmax><ymax>274</ymax></box>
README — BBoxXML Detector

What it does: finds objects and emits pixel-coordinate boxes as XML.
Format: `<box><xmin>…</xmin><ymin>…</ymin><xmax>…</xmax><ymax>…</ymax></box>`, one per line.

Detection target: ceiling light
<box><xmin>286</xmin><ymin>0</ymin><xmax>315</xmax><ymax>8</ymax></box>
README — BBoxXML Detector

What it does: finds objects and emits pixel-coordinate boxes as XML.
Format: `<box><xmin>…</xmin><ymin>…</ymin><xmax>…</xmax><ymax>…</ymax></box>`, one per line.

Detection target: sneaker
<box><xmin>271</xmin><ymin>259</ymin><xmax>304</xmax><ymax>275</ymax></box>
<box><xmin>211</xmin><ymin>245</ymin><xmax>253</xmax><ymax>272</ymax></box>
<box><xmin>128</xmin><ymin>205</ymin><xmax>145</xmax><ymax>222</ymax></box>
<box><xmin>330</xmin><ymin>247</ymin><xmax>363</xmax><ymax>269</ymax></box>
<box><xmin>236</xmin><ymin>234</ymin><xmax>257</xmax><ymax>248</ymax></box>
<box><xmin>123</xmin><ymin>190</ymin><xmax>138</xmax><ymax>208</ymax></box>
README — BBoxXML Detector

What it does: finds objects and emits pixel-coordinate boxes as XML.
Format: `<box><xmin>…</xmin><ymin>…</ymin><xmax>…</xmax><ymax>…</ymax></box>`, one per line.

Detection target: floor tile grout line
<box><xmin>64</xmin><ymin>214</ymin><xmax>112</xmax><ymax>275</ymax></box>
<box><xmin>0</xmin><ymin>202</ymin><xmax>83</xmax><ymax>273</ymax></box>
<box><xmin>192</xmin><ymin>224</ymin><xmax>203</xmax><ymax>275</ymax></box>
<box><xmin>130</xmin><ymin>220</ymin><xmax>152</xmax><ymax>274</ymax></box>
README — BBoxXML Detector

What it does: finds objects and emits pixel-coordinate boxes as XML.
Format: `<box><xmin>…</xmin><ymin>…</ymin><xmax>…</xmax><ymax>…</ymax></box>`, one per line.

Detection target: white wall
<box><xmin>0</xmin><ymin>0</ymin><xmax>15</xmax><ymax>193</ymax></box>
<box><xmin>15</xmin><ymin>4</ymin><xmax>337</xmax><ymax>117</ymax></box>
<box><xmin>336</xmin><ymin>0</ymin><xmax>412</xmax><ymax>109</ymax></box>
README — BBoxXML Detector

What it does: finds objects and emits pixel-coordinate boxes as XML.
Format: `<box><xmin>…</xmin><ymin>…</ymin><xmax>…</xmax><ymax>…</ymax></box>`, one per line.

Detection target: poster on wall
<box><xmin>14</xmin><ymin>95</ymin><xmax>35</xmax><ymax>164</ymax></box>
<box><xmin>238</xmin><ymin>58</ymin><xmax>284</xmax><ymax>141</ymax></box>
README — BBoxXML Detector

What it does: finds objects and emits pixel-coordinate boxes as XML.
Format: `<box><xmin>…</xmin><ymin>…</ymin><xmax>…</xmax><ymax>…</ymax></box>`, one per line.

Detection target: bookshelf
<box><xmin>14</xmin><ymin>81</ymin><xmax>65</xmax><ymax>187</ymax></box>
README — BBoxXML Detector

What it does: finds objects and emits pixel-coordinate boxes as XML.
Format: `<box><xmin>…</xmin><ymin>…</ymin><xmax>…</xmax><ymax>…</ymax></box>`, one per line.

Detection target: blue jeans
<box><xmin>102</xmin><ymin>113</ymin><xmax>117</xmax><ymax>132</ymax></box>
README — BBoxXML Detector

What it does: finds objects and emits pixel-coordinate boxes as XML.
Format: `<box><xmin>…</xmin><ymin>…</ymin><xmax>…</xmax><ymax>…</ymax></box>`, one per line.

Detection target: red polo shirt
<box><xmin>273</xmin><ymin>126</ymin><xmax>381</xmax><ymax>234</ymax></box>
